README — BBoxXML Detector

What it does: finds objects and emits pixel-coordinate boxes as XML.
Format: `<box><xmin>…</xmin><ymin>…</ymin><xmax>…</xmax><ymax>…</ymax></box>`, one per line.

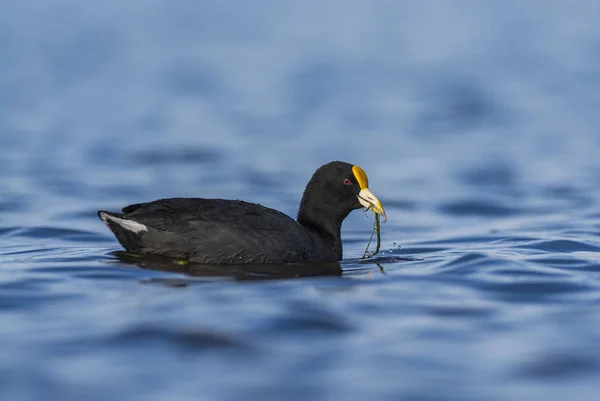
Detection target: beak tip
<box><xmin>357</xmin><ymin>188</ymin><xmax>387</xmax><ymax>222</ymax></box>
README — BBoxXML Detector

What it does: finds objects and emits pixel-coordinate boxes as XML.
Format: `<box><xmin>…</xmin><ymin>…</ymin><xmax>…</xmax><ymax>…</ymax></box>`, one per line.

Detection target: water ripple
<box><xmin>517</xmin><ymin>353</ymin><xmax>600</xmax><ymax>379</ymax></box>
<box><xmin>3</xmin><ymin>2</ymin><xmax>600</xmax><ymax>400</ymax></box>
<box><xmin>438</xmin><ymin>199</ymin><xmax>520</xmax><ymax>217</ymax></box>
<box><xmin>103</xmin><ymin>325</ymin><xmax>248</xmax><ymax>351</ymax></box>
<box><xmin>514</xmin><ymin>239</ymin><xmax>600</xmax><ymax>253</ymax></box>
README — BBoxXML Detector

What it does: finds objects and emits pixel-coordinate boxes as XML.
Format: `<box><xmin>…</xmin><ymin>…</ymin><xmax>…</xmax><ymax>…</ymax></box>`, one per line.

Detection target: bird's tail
<box><xmin>98</xmin><ymin>211</ymin><xmax>148</xmax><ymax>252</ymax></box>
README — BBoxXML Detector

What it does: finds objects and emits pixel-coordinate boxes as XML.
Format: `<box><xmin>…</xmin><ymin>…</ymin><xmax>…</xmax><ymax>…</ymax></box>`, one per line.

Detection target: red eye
<box><xmin>343</xmin><ymin>178</ymin><xmax>352</xmax><ymax>185</ymax></box>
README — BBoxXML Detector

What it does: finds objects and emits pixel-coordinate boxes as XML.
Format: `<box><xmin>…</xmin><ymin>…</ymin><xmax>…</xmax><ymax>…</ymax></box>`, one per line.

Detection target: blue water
<box><xmin>2</xmin><ymin>1</ymin><xmax>600</xmax><ymax>400</ymax></box>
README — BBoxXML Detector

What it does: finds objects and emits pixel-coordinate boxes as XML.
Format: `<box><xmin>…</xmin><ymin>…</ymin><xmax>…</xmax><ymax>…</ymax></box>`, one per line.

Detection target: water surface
<box><xmin>2</xmin><ymin>1</ymin><xmax>600</xmax><ymax>400</ymax></box>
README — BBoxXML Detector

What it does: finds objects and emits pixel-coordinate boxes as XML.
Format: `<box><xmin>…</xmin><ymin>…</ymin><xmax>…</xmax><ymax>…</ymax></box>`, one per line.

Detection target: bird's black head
<box><xmin>297</xmin><ymin>161</ymin><xmax>386</xmax><ymax>242</ymax></box>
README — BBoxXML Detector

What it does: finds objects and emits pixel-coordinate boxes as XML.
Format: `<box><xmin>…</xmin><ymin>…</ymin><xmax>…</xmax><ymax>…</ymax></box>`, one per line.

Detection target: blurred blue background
<box><xmin>2</xmin><ymin>1</ymin><xmax>600</xmax><ymax>400</ymax></box>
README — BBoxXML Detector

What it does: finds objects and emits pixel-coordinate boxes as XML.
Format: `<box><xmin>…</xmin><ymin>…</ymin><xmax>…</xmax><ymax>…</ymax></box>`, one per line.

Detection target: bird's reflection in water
<box><xmin>112</xmin><ymin>251</ymin><xmax>343</xmax><ymax>282</ymax></box>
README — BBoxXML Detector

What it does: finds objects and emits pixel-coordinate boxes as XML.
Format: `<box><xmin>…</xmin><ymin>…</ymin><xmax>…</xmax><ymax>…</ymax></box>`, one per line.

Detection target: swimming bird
<box><xmin>98</xmin><ymin>161</ymin><xmax>386</xmax><ymax>264</ymax></box>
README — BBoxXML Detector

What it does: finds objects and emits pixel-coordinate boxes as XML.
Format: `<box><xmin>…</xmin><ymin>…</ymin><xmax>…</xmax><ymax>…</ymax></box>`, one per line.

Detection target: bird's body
<box><xmin>99</xmin><ymin>161</ymin><xmax>386</xmax><ymax>265</ymax></box>
<box><xmin>100</xmin><ymin>198</ymin><xmax>338</xmax><ymax>264</ymax></box>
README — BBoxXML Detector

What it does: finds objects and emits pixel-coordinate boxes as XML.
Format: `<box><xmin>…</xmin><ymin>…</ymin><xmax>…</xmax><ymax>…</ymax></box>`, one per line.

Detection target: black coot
<box><xmin>98</xmin><ymin>161</ymin><xmax>386</xmax><ymax>264</ymax></box>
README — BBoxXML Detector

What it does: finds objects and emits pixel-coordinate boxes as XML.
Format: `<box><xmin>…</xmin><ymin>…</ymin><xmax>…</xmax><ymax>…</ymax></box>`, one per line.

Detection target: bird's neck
<box><xmin>297</xmin><ymin>207</ymin><xmax>344</xmax><ymax>259</ymax></box>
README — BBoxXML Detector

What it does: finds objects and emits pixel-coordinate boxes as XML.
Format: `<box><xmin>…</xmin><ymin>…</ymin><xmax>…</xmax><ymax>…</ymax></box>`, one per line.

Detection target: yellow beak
<box><xmin>358</xmin><ymin>188</ymin><xmax>387</xmax><ymax>222</ymax></box>
<box><xmin>352</xmin><ymin>165</ymin><xmax>387</xmax><ymax>222</ymax></box>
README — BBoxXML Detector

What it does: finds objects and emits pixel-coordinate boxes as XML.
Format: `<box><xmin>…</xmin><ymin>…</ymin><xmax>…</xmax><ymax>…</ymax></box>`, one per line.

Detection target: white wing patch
<box><xmin>100</xmin><ymin>213</ymin><xmax>148</xmax><ymax>234</ymax></box>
